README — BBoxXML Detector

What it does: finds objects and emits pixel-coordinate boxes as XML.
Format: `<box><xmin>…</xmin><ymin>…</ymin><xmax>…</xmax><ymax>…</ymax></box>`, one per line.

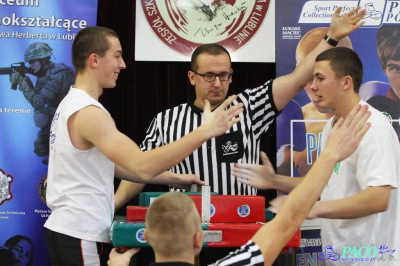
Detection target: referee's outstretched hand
<box><xmin>201</xmin><ymin>95</ymin><xmax>244</xmax><ymax>138</ymax></box>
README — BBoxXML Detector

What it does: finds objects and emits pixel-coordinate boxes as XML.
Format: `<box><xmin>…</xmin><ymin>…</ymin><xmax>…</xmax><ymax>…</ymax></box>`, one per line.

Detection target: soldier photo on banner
<box><xmin>8</xmin><ymin>42</ymin><xmax>75</xmax><ymax>164</ymax></box>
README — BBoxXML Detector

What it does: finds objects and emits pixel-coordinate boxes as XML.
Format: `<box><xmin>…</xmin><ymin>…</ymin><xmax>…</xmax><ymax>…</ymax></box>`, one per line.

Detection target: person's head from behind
<box><xmin>376</xmin><ymin>25</ymin><xmax>400</xmax><ymax>96</ymax></box>
<box><xmin>188</xmin><ymin>44</ymin><xmax>233</xmax><ymax>109</ymax></box>
<box><xmin>144</xmin><ymin>192</ymin><xmax>203</xmax><ymax>262</ymax></box>
<box><xmin>312</xmin><ymin>47</ymin><xmax>363</xmax><ymax>111</ymax></box>
<box><xmin>4</xmin><ymin>235</ymin><xmax>34</xmax><ymax>266</ymax></box>
<box><xmin>296</xmin><ymin>27</ymin><xmax>352</xmax><ymax>112</ymax></box>
<box><xmin>72</xmin><ymin>26</ymin><xmax>126</xmax><ymax>88</ymax></box>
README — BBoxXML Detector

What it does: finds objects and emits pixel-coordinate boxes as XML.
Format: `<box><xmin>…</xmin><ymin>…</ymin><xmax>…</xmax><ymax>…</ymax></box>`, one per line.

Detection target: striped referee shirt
<box><xmin>208</xmin><ymin>240</ymin><xmax>264</xmax><ymax>265</ymax></box>
<box><xmin>140</xmin><ymin>80</ymin><xmax>277</xmax><ymax>195</ymax></box>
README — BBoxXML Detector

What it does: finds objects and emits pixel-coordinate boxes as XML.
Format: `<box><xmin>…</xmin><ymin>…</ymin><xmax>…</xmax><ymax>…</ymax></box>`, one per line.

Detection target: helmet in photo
<box><xmin>24</xmin><ymin>42</ymin><xmax>53</xmax><ymax>62</ymax></box>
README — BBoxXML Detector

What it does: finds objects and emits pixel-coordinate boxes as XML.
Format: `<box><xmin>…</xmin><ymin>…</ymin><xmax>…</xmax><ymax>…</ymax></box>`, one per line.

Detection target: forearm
<box><xmin>309</xmin><ymin>186</ymin><xmax>391</xmax><ymax>219</ymax></box>
<box><xmin>107</xmin><ymin>127</ymin><xmax>210</xmax><ymax>181</ymax></box>
<box><xmin>272</xmin><ymin>175</ymin><xmax>303</xmax><ymax>194</ymax></box>
<box><xmin>253</xmin><ymin>152</ymin><xmax>338</xmax><ymax>264</ymax></box>
<box><xmin>114</xmin><ymin>181</ymin><xmax>144</xmax><ymax>211</ymax></box>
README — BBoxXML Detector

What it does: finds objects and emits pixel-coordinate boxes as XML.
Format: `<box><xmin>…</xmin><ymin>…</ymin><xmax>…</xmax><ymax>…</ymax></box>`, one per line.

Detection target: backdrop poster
<box><xmin>275</xmin><ymin>0</ymin><xmax>400</xmax><ymax>265</ymax></box>
<box><xmin>0</xmin><ymin>1</ymin><xmax>97</xmax><ymax>265</ymax></box>
<box><xmin>135</xmin><ymin>0</ymin><xmax>276</xmax><ymax>62</ymax></box>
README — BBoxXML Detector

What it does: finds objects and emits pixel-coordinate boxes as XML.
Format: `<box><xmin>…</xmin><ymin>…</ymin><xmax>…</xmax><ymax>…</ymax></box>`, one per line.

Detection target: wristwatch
<box><xmin>324</xmin><ymin>34</ymin><xmax>339</xmax><ymax>47</ymax></box>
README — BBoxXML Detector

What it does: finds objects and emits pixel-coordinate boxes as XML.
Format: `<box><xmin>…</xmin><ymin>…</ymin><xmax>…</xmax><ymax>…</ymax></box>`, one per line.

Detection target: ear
<box><xmin>342</xmin><ymin>76</ymin><xmax>353</xmax><ymax>91</ymax></box>
<box><xmin>229</xmin><ymin>68</ymin><xmax>233</xmax><ymax>84</ymax></box>
<box><xmin>143</xmin><ymin>230</ymin><xmax>148</xmax><ymax>242</ymax></box>
<box><xmin>188</xmin><ymin>70</ymin><xmax>196</xmax><ymax>86</ymax></box>
<box><xmin>88</xmin><ymin>53</ymin><xmax>98</xmax><ymax>68</ymax></box>
<box><xmin>193</xmin><ymin>231</ymin><xmax>203</xmax><ymax>255</ymax></box>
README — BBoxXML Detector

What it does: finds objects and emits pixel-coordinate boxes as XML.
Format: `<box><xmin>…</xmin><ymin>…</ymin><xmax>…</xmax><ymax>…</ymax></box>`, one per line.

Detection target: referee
<box><xmin>115</xmin><ymin>6</ymin><xmax>365</xmax><ymax>199</ymax></box>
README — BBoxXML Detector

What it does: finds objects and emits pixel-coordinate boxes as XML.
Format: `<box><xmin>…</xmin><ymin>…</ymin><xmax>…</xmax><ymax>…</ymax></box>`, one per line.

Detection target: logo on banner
<box><xmin>38</xmin><ymin>174</ymin><xmax>47</xmax><ymax>204</ymax></box>
<box><xmin>318</xmin><ymin>244</ymin><xmax>397</xmax><ymax>263</ymax></box>
<box><xmin>140</xmin><ymin>0</ymin><xmax>271</xmax><ymax>56</ymax></box>
<box><xmin>0</xmin><ymin>169</ymin><xmax>13</xmax><ymax>205</ymax></box>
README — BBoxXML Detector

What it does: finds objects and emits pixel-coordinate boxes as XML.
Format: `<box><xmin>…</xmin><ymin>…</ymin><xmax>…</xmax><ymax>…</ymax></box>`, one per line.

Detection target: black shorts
<box><xmin>44</xmin><ymin>228</ymin><xmax>113</xmax><ymax>266</ymax></box>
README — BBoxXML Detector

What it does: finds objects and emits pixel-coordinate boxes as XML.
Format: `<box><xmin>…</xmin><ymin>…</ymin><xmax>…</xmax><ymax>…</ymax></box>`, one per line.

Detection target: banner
<box><xmin>276</xmin><ymin>0</ymin><xmax>400</xmax><ymax>265</ymax></box>
<box><xmin>0</xmin><ymin>1</ymin><xmax>97</xmax><ymax>265</ymax></box>
<box><xmin>135</xmin><ymin>0</ymin><xmax>276</xmax><ymax>62</ymax></box>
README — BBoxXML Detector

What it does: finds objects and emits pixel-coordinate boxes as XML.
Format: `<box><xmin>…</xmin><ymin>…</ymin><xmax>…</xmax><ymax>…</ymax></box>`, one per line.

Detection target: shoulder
<box><xmin>155</xmin><ymin>103</ymin><xmax>192</xmax><ymax>118</ymax></box>
<box><xmin>49</xmin><ymin>63</ymin><xmax>75</xmax><ymax>75</ymax></box>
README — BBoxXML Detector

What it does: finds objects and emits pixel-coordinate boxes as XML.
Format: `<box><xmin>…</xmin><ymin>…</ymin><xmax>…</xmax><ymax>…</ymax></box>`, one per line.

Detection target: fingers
<box><xmin>343</xmin><ymin>104</ymin><xmax>370</xmax><ymax>136</ymax></box>
<box><xmin>260</xmin><ymin>152</ymin><xmax>272</xmax><ymax>167</ymax></box>
<box><xmin>204</xmin><ymin>99</ymin><xmax>210</xmax><ymax>113</ymax></box>
<box><xmin>217</xmin><ymin>95</ymin><xmax>243</xmax><ymax>116</ymax></box>
<box><xmin>219</xmin><ymin>95</ymin><xmax>237</xmax><ymax>109</ymax></box>
<box><xmin>333</xmin><ymin>6</ymin><xmax>343</xmax><ymax>18</ymax></box>
<box><xmin>236</xmin><ymin>177</ymin><xmax>251</xmax><ymax>186</ymax></box>
<box><xmin>109</xmin><ymin>248</ymin><xmax>119</xmax><ymax>256</ymax></box>
<box><xmin>335</xmin><ymin>104</ymin><xmax>368</xmax><ymax>129</ymax></box>
<box><xmin>336</xmin><ymin>104</ymin><xmax>361</xmax><ymax>129</ymax></box>
<box><xmin>268</xmin><ymin>195</ymin><xmax>287</xmax><ymax>213</ymax></box>
<box><xmin>124</xmin><ymin>248</ymin><xmax>141</xmax><ymax>257</ymax></box>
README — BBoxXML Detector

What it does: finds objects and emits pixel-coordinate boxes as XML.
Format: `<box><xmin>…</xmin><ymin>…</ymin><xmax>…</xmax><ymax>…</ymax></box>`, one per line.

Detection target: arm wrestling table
<box><xmin>111</xmin><ymin>192</ymin><xmax>300</xmax><ymax>265</ymax></box>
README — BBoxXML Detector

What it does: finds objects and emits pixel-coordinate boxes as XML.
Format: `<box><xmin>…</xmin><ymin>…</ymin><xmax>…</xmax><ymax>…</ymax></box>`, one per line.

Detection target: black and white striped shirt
<box><xmin>208</xmin><ymin>240</ymin><xmax>264</xmax><ymax>265</ymax></box>
<box><xmin>140</xmin><ymin>80</ymin><xmax>277</xmax><ymax>195</ymax></box>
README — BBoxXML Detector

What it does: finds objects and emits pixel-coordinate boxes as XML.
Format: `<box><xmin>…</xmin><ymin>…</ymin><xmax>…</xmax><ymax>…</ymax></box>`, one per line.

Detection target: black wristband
<box><xmin>324</xmin><ymin>34</ymin><xmax>339</xmax><ymax>47</ymax></box>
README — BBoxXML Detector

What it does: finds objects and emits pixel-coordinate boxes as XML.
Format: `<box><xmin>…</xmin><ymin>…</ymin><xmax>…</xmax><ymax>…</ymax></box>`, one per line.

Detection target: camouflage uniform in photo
<box><xmin>11</xmin><ymin>42</ymin><xmax>75</xmax><ymax>163</ymax></box>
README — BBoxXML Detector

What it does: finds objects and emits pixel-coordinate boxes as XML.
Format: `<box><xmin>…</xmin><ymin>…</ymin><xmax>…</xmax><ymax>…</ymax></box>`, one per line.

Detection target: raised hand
<box><xmin>328</xmin><ymin>6</ymin><xmax>366</xmax><ymax>40</ymax></box>
<box><xmin>323</xmin><ymin>104</ymin><xmax>371</xmax><ymax>162</ymax></box>
<box><xmin>201</xmin><ymin>95</ymin><xmax>244</xmax><ymax>138</ymax></box>
<box><xmin>233</xmin><ymin>152</ymin><xmax>276</xmax><ymax>190</ymax></box>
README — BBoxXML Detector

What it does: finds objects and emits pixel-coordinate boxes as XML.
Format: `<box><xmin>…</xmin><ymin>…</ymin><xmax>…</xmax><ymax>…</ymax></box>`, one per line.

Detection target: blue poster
<box><xmin>276</xmin><ymin>0</ymin><xmax>400</xmax><ymax>177</ymax></box>
<box><xmin>0</xmin><ymin>1</ymin><xmax>97</xmax><ymax>265</ymax></box>
<box><xmin>275</xmin><ymin>1</ymin><xmax>400</xmax><ymax>265</ymax></box>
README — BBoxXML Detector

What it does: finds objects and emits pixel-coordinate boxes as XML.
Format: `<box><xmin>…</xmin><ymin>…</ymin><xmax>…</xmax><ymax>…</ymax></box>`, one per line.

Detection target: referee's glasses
<box><xmin>191</xmin><ymin>70</ymin><xmax>232</xmax><ymax>82</ymax></box>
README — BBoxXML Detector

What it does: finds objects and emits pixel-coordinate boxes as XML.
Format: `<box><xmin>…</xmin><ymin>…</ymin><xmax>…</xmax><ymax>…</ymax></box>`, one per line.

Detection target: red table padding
<box><xmin>190</xmin><ymin>195</ymin><xmax>265</xmax><ymax>223</ymax></box>
<box><xmin>206</xmin><ymin>223</ymin><xmax>300</xmax><ymax>248</ymax></box>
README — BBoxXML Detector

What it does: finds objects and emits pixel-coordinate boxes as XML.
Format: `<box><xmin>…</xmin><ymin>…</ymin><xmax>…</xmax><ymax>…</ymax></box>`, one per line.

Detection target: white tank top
<box><xmin>44</xmin><ymin>87</ymin><xmax>115</xmax><ymax>243</ymax></box>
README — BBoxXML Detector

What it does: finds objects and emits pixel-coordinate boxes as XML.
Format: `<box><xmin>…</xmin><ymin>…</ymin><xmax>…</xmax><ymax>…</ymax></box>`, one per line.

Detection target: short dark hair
<box><xmin>316</xmin><ymin>47</ymin><xmax>363</xmax><ymax>93</ymax></box>
<box><xmin>376</xmin><ymin>25</ymin><xmax>400</xmax><ymax>72</ymax></box>
<box><xmin>72</xmin><ymin>26</ymin><xmax>119</xmax><ymax>74</ymax></box>
<box><xmin>190</xmin><ymin>43</ymin><xmax>231</xmax><ymax>71</ymax></box>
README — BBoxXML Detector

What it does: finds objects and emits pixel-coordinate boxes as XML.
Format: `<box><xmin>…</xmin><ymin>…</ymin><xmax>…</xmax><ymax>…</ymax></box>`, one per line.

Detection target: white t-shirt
<box><xmin>45</xmin><ymin>88</ymin><xmax>115</xmax><ymax>243</ymax></box>
<box><xmin>319</xmin><ymin>101</ymin><xmax>399</xmax><ymax>265</ymax></box>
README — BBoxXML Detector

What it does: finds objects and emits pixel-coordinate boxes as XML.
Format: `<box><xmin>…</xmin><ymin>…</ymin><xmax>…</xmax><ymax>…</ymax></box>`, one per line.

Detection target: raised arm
<box><xmin>73</xmin><ymin>96</ymin><xmax>243</xmax><ymax>183</ymax></box>
<box><xmin>252</xmin><ymin>104</ymin><xmax>371</xmax><ymax>265</ymax></box>
<box><xmin>272</xmin><ymin>6</ymin><xmax>365</xmax><ymax>111</ymax></box>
